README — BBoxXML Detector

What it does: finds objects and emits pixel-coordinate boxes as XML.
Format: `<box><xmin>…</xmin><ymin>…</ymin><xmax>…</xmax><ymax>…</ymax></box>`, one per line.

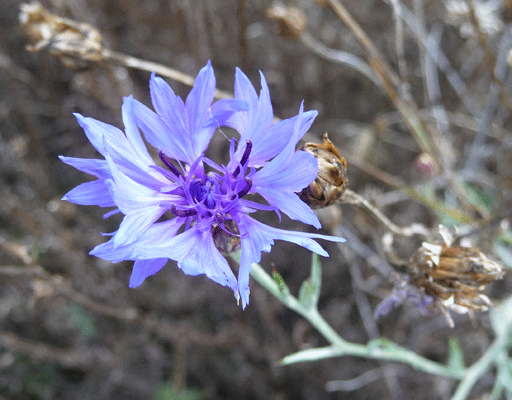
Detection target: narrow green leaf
<box><xmin>447</xmin><ymin>337</ymin><xmax>466</xmax><ymax>372</ymax></box>
<box><xmin>280</xmin><ymin>346</ymin><xmax>343</xmax><ymax>365</ymax></box>
<box><xmin>298</xmin><ymin>279</ymin><xmax>315</xmax><ymax>309</ymax></box>
<box><xmin>271</xmin><ymin>269</ymin><xmax>290</xmax><ymax>297</ymax></box>
<box><xmin>298</xmin><ymin>253</ymin><xmax>322</xmax><ymax>310</ymax></box>
<box><xmin>460</xmin><ymin>181</ymin><xmax>494</xmax><ymax>217</ymax></box>
<box><xmin>310</xmin><ymin>253</ymin><xmax>322</xmax><ymax>297</ymax></box>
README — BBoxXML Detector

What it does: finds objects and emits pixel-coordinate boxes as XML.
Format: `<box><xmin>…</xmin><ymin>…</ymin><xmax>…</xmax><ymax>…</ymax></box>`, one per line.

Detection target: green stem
<box><xmin>451</xmin><ymin>335</ymin><xmax>508</xmax><ymax>400</ymax></box>
<box><xmin>247</xmin><ymin>260</ymin><xmax>465</xmax><ymax>380</ymax></box>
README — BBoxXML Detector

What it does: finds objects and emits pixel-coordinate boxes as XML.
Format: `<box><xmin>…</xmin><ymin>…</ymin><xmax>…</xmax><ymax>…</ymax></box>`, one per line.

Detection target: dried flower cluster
<box><xmin>410</xmin><ymin>226</ymin><xmax>503</xmax><ymax>317</ymax></box>
<box><xmin>379</xmin><ymin>226</ymin><xmax>504</xmax><ymax>327</ymax></box>
<box><xmin>266</xmin><ymin>4</ymin><xmax>307</xmax><ymax>39</ymax></box>
<box><xmin>20</xmin><ymin>2</ymin><xmax>103</xmax><ymax>69</ymax></box>
<box><xmin>298</xmin><ymin>133</ymin><xmax>348</xmax><ymax>209</ymax></box>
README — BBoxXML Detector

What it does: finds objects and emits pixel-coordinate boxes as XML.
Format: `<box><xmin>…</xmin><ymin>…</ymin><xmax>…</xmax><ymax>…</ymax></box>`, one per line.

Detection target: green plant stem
<box><xmin>451</xmin><ymin>334</ymin><xmax>508</xmax><ymax>400</ymax></box>
<box><xmin>248</xmin><ymin>260</ymin><xmax>465</xmax><ymax>380</ymax></box>
<box><xmin>281</xmin><ymin>343</ymin><xmax>463</xmax><ymax>379</ymax></box>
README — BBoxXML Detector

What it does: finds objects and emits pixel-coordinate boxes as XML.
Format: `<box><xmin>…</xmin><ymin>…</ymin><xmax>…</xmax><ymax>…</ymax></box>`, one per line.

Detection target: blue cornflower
<box><xmin>60</xmin><ymin>61</ymin><xmax>344</xmax><ymax>308</ymax></box>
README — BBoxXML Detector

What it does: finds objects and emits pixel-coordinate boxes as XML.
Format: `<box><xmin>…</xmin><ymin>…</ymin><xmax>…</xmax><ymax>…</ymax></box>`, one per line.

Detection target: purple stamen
<box><xmin>233</xmin><ymin>140</ymin><xmax>253</xmax><ymax>178</ymax></box>
<box><xmin>237</xmin><ymin>178</ymin><xmax>252</xmax><ymax>198</ymax></box>
<box><xmin>171</xmin><ymin>205</ymin><xmax>197</xmax><ymax>217</ymax></box>
<box><xmin>159</xmin><ymin>151</ymin><xmax>182</xmax><ymax>177</ymax></box>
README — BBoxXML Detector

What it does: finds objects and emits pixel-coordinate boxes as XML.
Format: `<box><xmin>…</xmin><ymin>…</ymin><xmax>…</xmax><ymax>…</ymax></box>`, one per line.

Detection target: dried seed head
<box><xmin>266</xmin><ymin>4</ymin><xmax>307</xmax><ymax>39</ymax></box>
<box><xmin>20</xmin><ymin>2</ymin><xmax>103</xmax><ymax>69</ymax></box>
<box><xmin>380</xmin><ymin>225</ymin><xmax>505</xmax><ymax>327</ymax></box>
<box><xmin>298</xmin><ymin>133</ymin><xmax>348</xmax><ymax>209</ymax></box>
<box><xmin>408</xmin><ymin>225</ymin><xmax>504</xmax><ymax>321</ymax></box>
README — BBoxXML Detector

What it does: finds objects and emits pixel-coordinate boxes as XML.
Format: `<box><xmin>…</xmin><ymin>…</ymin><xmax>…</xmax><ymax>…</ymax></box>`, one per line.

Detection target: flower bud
<box><xmin>298</xmin><ymin>133</ymin><xmax>348</xmax><ymax>209</ymax></box>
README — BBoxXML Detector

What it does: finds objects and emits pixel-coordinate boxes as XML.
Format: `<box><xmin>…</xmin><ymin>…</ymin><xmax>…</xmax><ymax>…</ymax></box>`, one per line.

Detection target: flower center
<box><xmin>161</xmin><ymin>140</ymin><xmax>254</xmax><ymax>226</ymax></box>
<box><xmin>189</xmin><ymin>177</ymin><xmax>215</xmax><ymax>208</ymax></box>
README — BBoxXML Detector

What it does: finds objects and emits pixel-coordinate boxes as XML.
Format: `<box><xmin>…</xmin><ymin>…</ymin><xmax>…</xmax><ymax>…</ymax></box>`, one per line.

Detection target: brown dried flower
<box><xmin>266</xmin><ymin>4</ymin><xmax>307</xmax><ymax>39</ymax></box>
<box><xmin>407</xmin><ymin>225</ymin><xmax>504</xmax><ymax>326</ymax></box>
<box><xmin>379</xmin><ymin>225</ymin><xmax>505</xmax><ymax>327</ymax></box>
<box><xmin>20</xmin><ymin>2</ymin><xmax>103</xmax><ymax>69</ymax></box>
<box><xmin>298</xmin><ymin>133</ymin><xmax>348</xmax><ymax>209</ymax></box>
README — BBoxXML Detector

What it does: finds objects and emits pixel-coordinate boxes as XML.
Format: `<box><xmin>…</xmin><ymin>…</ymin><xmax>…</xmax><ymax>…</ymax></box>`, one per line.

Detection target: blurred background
<box><xmin>1</xmin><ymin>0</ymin><xmax>512</xmax><ymax>399</ymax></box>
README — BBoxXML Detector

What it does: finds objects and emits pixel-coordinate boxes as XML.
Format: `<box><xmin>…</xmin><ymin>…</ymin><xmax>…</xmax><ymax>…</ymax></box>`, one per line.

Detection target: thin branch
<box><xmin>325</xmin><ymin>0</ymin><xmax>442</xmax><ymax>174</ymax></box>
<box><xmin>389</xmin><ymin>0</ymin><xmax>409</xmax><ymax>83</ymax></box>
<box><xmin>340</xmin><ymin>189</ymin><xmax>430</xmax><ymax>237</ymax></box>
<box><xmin>397</xmin><ymin>1</ymin><xmax>481</xmax><ymax>117</ymax></box>
<box><xmin>468</xmin><ymin>0</ymin><xmax>512</xmax><ymax>113</ymax></box>
<box><xmin>465</xmin><ymin>23</ymin><xmax>512</xmax><ymax>169</ymax></box>
<box><xmin>101</xmin><ymin>49</ymin><xmax>233</xmax><ymax>100</ymax></box>
<box><xmin>425</xmin><ymin>24</ymin><xmax>450</xmax><ymax>136</ymax></box>
<box><xmin>298</xmin><ymin>32</ymin><xmax>381</xmax><ymax>86</ymax></box>
<box><xmin>0</xmin><ymin>265</ymin><xmax>248</xmax><ymax>348</ymax></box>
<box><xmin>0</xmin><ymin>329</ymin><xmax>116</xmax><ymax>368</ymax></box>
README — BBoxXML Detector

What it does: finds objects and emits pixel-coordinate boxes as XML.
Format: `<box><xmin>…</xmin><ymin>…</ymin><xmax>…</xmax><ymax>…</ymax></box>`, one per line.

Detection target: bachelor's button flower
<box><xmin>60</xmin><ymin>61</ymin><xmax>345</xmax><ymax>308</ymax></box>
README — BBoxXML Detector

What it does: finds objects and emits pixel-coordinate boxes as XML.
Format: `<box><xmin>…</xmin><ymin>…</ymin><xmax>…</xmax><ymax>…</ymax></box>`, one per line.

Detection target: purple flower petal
<box><xmin>205</xmin><ymin>99</ymin><xmax>249</xmax><ymax>129</ymax></box>
<box><xmin>91</xmin><ymin>219</ymin><xmax>184</xmax><ymax>262</ymax></box>
<box><xmin>186</xmin><ymin>61</ymin><xmax>216</xmax><ymax>138</ymax></box>
<box><xmin>148</xmin><ymin>74</ymin><xmax>191</xmax><ymax>158</ymax></box>
<box><xmin>129</xmin><ymin>258</ymin><xmax>168</xmax><ymax>288</ymax></box>
<box><xmin>114</xmin><ymin>206</ymin><xmax>166</xmax><ymax>248</ymax></box>
<box><xmin>177</xmin><ymin>228</ymin><xmax>239</xmax><ymax>292</ymax></box>
<box><xmin>122</xmin><ymin>96</ymin><xmax>155</xmax><ymax>166</ymax></box>
<box><xmin>61</xmin><ymin>62</ymin><xmax>344</xmax><ymax>309</ymax></box>
<box><xmin>251</xmin><ymin>104</ymin><xmax>320</xmax><ymax>227</ymax></box>
<box><xmin>132</xmin><ymin>226</ymin><xmax>239</xmax><ymax>294</ymax></box>
<box><xmin>59</xmin><ymin>156</ymin><xmax>110</xmax><ymax>179</ymax></box>
<box><xmin>131</xmin><ymin>98</ymin><xmax>191</xmax><ymax>163</ymax></box>
<box><xmin>62</xmin><ymin>179</ymin><xmax>115</xmax><ymax>207</ymax></box>
<box><xmin>250</xmin><ymin>110</ymin><xmax>317</xmax><ymax>165</ymax></box>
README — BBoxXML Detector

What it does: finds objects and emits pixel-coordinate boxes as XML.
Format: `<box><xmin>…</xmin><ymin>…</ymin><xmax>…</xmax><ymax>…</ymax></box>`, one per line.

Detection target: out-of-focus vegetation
<box><xmin>0</xmin><ymin>0</ymin><xmax>511</xmax><ymax>399</ymax></box>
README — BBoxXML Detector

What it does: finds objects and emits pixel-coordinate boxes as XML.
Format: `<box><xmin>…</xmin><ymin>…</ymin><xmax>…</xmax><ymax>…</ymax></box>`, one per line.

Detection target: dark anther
<box><xmin>240</xmin><ymin>140</ymin><xmax>252</xmax><ymax>167</ymax></box>
<box><xmin>233</xmin><ymin>140</ymin><xmax>253</xmax><ymax>178</ymax></box>
<box><xmin>170</xmin><ymin>205</ymin><xmax>197</xmax><ymax>217</ymax></box>
<box><xmin>159</xmin><ymin>151</ymin><xmax>182</xmax><ymax>177</ymax></box>
<box><xmin>237</xmin><ymin>177</ymin><xmax>252</xmax><ymax>198</ymax></box>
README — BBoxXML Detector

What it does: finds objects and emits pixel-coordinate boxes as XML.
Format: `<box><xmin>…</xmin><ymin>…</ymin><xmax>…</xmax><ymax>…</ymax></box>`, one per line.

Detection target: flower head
<box><xmin>379</xmin><ymin>225</ymin><xmax>504</xmax><ymax>327</ymax></box>
<box><xmin>60</xmin><ymin>61</ymin><xmax>344</xmax><ymax>308</ymax></box>
<box><xmin>298</xmin><ymin>133</ymin><xmax>348</xmax><ymax>209</ymax></box>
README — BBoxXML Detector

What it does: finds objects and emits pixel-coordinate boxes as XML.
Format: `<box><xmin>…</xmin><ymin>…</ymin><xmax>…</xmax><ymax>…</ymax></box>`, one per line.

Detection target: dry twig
<box><xmin>340</xmin><ymin>189</ymin><xmax>430</xmax><ymax>237</ymax></box>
